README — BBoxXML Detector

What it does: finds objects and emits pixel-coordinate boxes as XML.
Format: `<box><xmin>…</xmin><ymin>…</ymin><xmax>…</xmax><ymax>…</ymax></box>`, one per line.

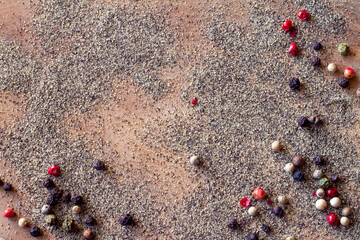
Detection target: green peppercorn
<box><xmin>45</xmin><ymin>214</ymin><xmax>57</xmax><ymax>225</ymax></box>
<box><xmin>338</xmin><ymin>43</ymin><xmax>349</xmax><ymax>56</ymax></box>
<box><xmin>62</xmin><ymin>219</ymin><xmax>75</xmax><ymax>232</ymax></box>
<box><xmin>319</xmin><ymin>177</ymin><xmax>331</xmax><ymax>189</ymax></box>
<box><xmin>286</xmin><ymin>237</ymin><xmax>298</xmax><ymax>240</ymax></box>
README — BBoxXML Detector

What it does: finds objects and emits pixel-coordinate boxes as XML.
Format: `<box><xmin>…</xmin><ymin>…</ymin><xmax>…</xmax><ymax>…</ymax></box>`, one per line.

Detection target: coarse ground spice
<box><xmin>0</xmin><ymin>0</ymin><xmax>359</xmax><ymax>239</ymax></box>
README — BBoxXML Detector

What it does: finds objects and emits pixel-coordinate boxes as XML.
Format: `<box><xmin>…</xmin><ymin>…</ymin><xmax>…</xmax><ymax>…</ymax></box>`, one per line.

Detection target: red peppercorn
<box><xmin>327</xmin><ymin>213</ymin><xmax>339</xmax><ymax>226</ymax></box>
<box><xmin>253</xmin><ymin>187</ymin><xmax>266</xmax><ymax>199</ymax></box>
<box><xmin>240</xmin><ymin>197</ymin><xmax>251</xmax><ymax>208</ymax></box>
<box><xmin>297</xmin><ymin>10</ymin><xmax>309</xmax><ymax>20</ymax></box>
<box><xmin>288</xmin><ymin>42</ymin><xmax>298</xmax><ymax>56</ymax></box>
<box><xmin>326</xmin><ymin>187</ymin><xmax>338</xmax><ymax>198</ymax></box>
<box><xmin>282</xmin><ymin>20</ymin><xmax>292</xmax><ymax>32</ymax></box>
<box><xmin>344</xmin><ymin>68</ymin><xmax>355</xmax><ymax>79</ymax></box>
<box><xmin>190</xmin><ymin>98</ymin><xmax>198</xmax><ymax>105</ymax></box>
<box><xmin>3</xmin><ymin>208</ymin><xmax>15</xmax><ymax>218</ymax></box>
<box><xmin>48</xmin><ymin>165</ymin><xmax>60</xmax><ymax>177</ymax></box>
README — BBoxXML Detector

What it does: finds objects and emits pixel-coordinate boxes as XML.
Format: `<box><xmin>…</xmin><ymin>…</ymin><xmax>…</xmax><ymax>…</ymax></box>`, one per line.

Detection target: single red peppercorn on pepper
<box><xmin>297</xmin><ymin>10</ymin><xmax>309</xmax><ymax>20</ymax></box>
<box><xmin>253</xmin><ymin>187</ymin><xmax>266</xmax><ymax>199</ymax></box>
<box><xmin>282</xmin><ymin>20</ymin><xmax>292</xmax><ymax>32</ymax></box>
<box><xmin>327</xmin><ymin>213</ymin><xmax>339</xmax><ymax>226</ymax></box>
<box><xmin>3</xmin><ymin>208</ymin><xmax>15</xmax><ymax>218</ymax></box>
<box><xmin>326</xmin><ymin>188</ymin><xmax>339</xmax><ymax>198</ymax></box>
<box><xmin>190</xmin><ymin>98</ymin><xmax>198</xmax><ymax>105</ymax></box>
<box><xmin>288</xmin><ymin>42</ymin><xmax>298</xmax><ymax>56</ymax></box>
<box><xmin>344</xmin><ymin>68</ymin><xmax>355</xmax><ymax>79</ymax></box>
<box><xmin>240</xmin><ymin>197</ymin><xmax>251</xmax><ymax>208</ymax></box>
<box><xmin>48</xmin><ymin>165</ymin><xmax>60</xmax><ymax>177</ymax></box>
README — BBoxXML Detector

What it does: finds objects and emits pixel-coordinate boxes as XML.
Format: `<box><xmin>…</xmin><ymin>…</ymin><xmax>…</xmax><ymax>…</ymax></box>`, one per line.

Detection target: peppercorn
<box><xmin>297</xmin><ymin>117</ymin><xmax>310</xmax><ymax>127</ymax></box>
<box><xmin>45</xmin><ymin>214</ymin><xmax>57</xmax><ymax>225</ymax></box>
<box><xmin>292</xmin><ymin>155</ymin><xmax>304</xmax><ymax>166</ymax></box>
<box><xmin>72</xmin><ymin>205</ymin><xmax>81</xmax><ymax>214</ymax></box>
<box><xmin>248</xmin><ymin>207</ymin><xmax>258</xmax><ymax>216</ymax></box>
<box><xmin>119</xmin><ymin>214</ymin><xmax>134</xmax><ymax>226</ymax></box>
<box><xmin>289</xmin><ymin>78</ymin><xmax>300</xmax><ymax>90</ymax></box>
<box><xmin>326</xmin><ymin>187</ymin><xmax>338</xmax><ymax>198</ymax></box>
<box><xmin>3</xmin><ymin>208</ymin><xmax>15</xmax><ymax>218</ymax></box>
<box><xmin>313</xmin><ymin>42</ymin><xmax>322</xmax><ymax>51</ymax></box>
<box><xmin>319</xmin><ymin>178</ymin><xmax>331</xmax><ymax>189</ymax></box>
<box><xmin>71</xmin><ymin>194</ymin><xmax>84</xmax><ymax>205</ymax></box>
<box><xmin>18</xmin><ymin>218</ymin><xmax>28</xmax><ymax>228</ymax></box>
<box><xmin>273</xmin><ymin>206</ymin><xmax>284</xmax><ymax>217</ymax></box>
<box><xmin>248</xmin><ymin>232</ymin><xmax>258</xmax><ymax>240</ymax></box>
<box><xmin>310</xmin><ymin>57</ymin><xmax>321</xmax><ymax>66</ymax></box>
<box><xmin>83</xmin><ymin>214</ymin><xmax>96</xmax><ymax>226</ymax></box>
<box><xmin>49</xmin><ymin>188</ymin><xmax>63</xmax><ymax>200</ymax></box>
<box><xmin>327</xmin><ymin>213</ymin><xmax>339</xmax><ymax>226</ymax></box>
<box><xmin>338</xmin><ymin>43</ymin><xmax>349</xmax><ymax>56</ymax></box>
<box><xmin>278</xmin><ymin>195</ymin><xmax>288</xmax><ymax>204</ymax></box>
<box><xmin>314</xmin><ymin>156</ymin><xmax>326</xmax><ymax>165</ymax></box>
<box><xmin>261</xmin><ymin>224</ymin><xmax>271</xmax><ymax>233</ymax></box>
<box><xmin>344</xmin><ymin>68</ymin><xmax>356</xmax><ymax>79</ymax></box>
<box><xmin>288</xmin><ymin>42</ymin><xmax>298</xmax><ymax>56</ymax></box>
<box><xmin>48</xmin><ymin>165</ymin><xmax>60</xmax><ymax>177</ymax></box>
<box><xmin>282</xmin><ymin>20</ymin><xmax>292</xmax><ymax>32</ymax></box>
<box><xmin>327</xmin><ymin>63</ymin><xmax>336</xmax><ymax>73</ymax></box>
<box><xmin>297</xmin><ymin>10</ymin><xmax>309</xmax><ymax>20</ymax></box>
<box><xmin>93</xmin><ymin>160</ymin><xmax>106</xmax><ymax>170</ymax></box>
<box><xmin>253</xmin><ymin>187</ymin><xmax>266</xmax><ymax>199</ymax></box>
<box><xmin>62</xmin><ymin>218</ymin><xmax>75</xmax><ymax>232</ymax></box>
<box><xmin>189</xmin><ymin>156</ymin><xmax>201</xmax><ymax>166</ymax></box>
<box><xmin>3</xmin><ymin>183</ymin><xmax>12</xmax><ymax>191</ymax></box>
<box><xmin>330</xmin><ymin>197</ymin><xmax>341</xmax><ymax>208</ymax></box>
<box><xmin>284</xmin><ymin>163</ymin><xmax>295</xmax><ymax>173</ymax></box>
<box><xmin>313</xmin><ymin>170</ymin><xmax>323</xmax><ymax>179</ymax></box>
<box><xmin>227</xmin><ymin>219</ymin><xmax>238</xmax><ymax>229</ymax></box>
<box><xmin>286</xmin><ymin>237</ymin><xmax>298</xmax><ymax>240</ymax></box>
<box><xmin>42</xmin><ymin>178</ymin><xmax>54</xmax><ymax>189</ymax></box>
<box><xmin>61</xmin><ymin>192</ymin><xmax>71</xmax><ymax>203</ymax></box>
<box><xmin>316</xmin><ymin>189</ymin><xmax>325</xmax><ymax>198</ymax></box>
<box><xmin>315</xmin><ymin>199</ymin><xmax>327</xmax><ymax>210</ymax></box>
<box><xmin>338</xmin><ymin>77</ymin><xmax>349</xmax><ymax>88</ymax></box>
<box><xmin>342</xmin><ymin>207</ymin><xmax>351</xmax><ymax>216</ymax></box>
<box><xmin>83</xmin><ymin>229</ymin><xmax>95</xmax><ymax>239</ymax></box>
<box><xmin>30</xmin><ymin>226</ymin><xmax>41</xmax><ymax>237</ymax></box>
<box><xmin>41</xmin><ymin>205</ymin><xmax>52</xmax><ymax>214</ymax></box>
<box><xmin>340</xmin><ymin>217</ymin><xmax>350</xmax><ymax>226</ymax></box>
<box><xmin>240</xmin><ymin>197</ymin><xmax>251</xmax><ymax>208</ymax></box>
<box><xmin>190</xmin><ymin>98</ymin><xmax>198</xmax><ymax>105</ymax></box>
<box><xmin>292</xmin><ymin>170</ymin><xmax>304</xmax><ymax>181</ymax></box>
<box><xmin>357</xmin><ymin>89</ymin><xmax>360</xmax><ymax>97</ymax></box>
<box><xmin>46</xmin><ymin>196</ymin><xmax>58</xmax><ymax>206</ymax></box>
<box><xmin>271</xmin><ymin>141</ymin><xmax>282</xmax><ymax>151</ymax></box>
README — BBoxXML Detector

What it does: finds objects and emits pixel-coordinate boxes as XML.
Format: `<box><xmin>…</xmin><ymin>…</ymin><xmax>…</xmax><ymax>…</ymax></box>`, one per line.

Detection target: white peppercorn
<box><xmin>278</xmin><ymin>195</ymin><xmax>288</xmax><ymax>205</ymax></box>
<box><xmin>340</xmin><ymin>217</ymin><xmax>350</xmax><ymax>226</ymax></box>
<box><xmin>18</xmin><ymin>218</ymin><xmax>28</xmax><ymax>228</ymax></box>
<box><xmin>315</xmin><ymin>199</ymin><xmax>327</xmax><ymax>210</ymax></box>
<box><xmin>189</xmin><ymin>156</ymin><xmax>200</xmax><ymax>166</ymax></box>
<box><xmin>330</xmin><ymin>197</ymin><xmax>341</xmax><ymax>208</ymax></box>
<box><xmin>342</xmin><ymin>207</ymin><xmax>351</xmax><ymax>216</ymax></box>
<box><xmin>316</xmin><ymin>189</ymin><xmax>325</xmax><ymax>198</ymax></box>
<box><xmin>327</xmin><ymin>63</ymin><xmax>336</xmax><ymax>73</ymax></box>
<box><xmin>271</xmin><ymin>141</ymin><xmax>282</xmax><ymax>151</ymax></box>
<box><xmin>248</xmin><ymin>207</ymin><xmax>258</xmax><ymax>216</ymax></box>
<box><xmin>284</xmin><ymin>163</ymin><xmax>295</xmax><ymax>173</ymax></box>
<box><xmin>313</xmin><ymin>170</ymin><xmax>323</xmax><ymax>179</ymax></box>
<box><xmin>41</xmin><ymin>205</ymin><xmax>52</xmax><ymax>214</ymax></box>
<box><xmin>72</xmin><ymin>206</ymin><xmax>81</xmax><ymax>214</ymax></box>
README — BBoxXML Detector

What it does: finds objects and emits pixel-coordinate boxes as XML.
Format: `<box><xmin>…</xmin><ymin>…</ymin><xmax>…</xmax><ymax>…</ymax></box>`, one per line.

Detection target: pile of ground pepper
<box><xmin>0</xmin><ymin>0</ymin><xmax>359</xmax><ymax>239</ymax></box>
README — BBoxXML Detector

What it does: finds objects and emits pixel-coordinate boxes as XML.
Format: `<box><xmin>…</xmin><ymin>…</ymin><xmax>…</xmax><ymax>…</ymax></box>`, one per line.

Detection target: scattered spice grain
<box><xmin>310</xmin><ymin>57</ymin><xmax>321</xmax><ymax>66</ymax></box>
<box><xmin>313</xmin><ymin>42</ymin><xmax>322</xmax><ymax>50</ymax></box>
<box><xmin>330</xmin><ymin>197</ymin><xmax>341</xmax><ymax>208</ymax></box>
<box><xmin>273</xmin><ymin>206</ymin><xmax>284</xmax><ymax>217</ymax></box>
<box><xmin>342</xmin><ymin>207</ymin><xmax>351</xmax><ymax>216</ymax></box>
<box><xmin>313</xmin><ymin>170</ymin><xmax>323</xmax><ymax>179</ymax></box>
<box><xmin>338</xmin><ymin>43</ymin><xmax>349</xmax><ymax>56</ymax></box>
<box><xmin>71</xmin><ymin>195</ymin><xmax>84</xmax><ymax>205</ymax></box>
<box><xmin>248</xmin><ymin>207</ymin><xmax>258</xmax><ymax>216</ymax></box>
<box><xmin>338</xmin><ymin>77</ymin><xmax>349</xmax><ymax>88</ymax></box>
<box><xmin>319</xmin><ymin>178</ymin><xmax>331</xmax><ymax>189</ymax></box>
<box><xmin>42</xmin><ymin>178</ymin><xmax>54</xmax><ymax>189</ymax></box>
<box><xmin>227</xmin><ymin>219</ymin><xmax>238</xmax><ymax>229</ymax></box>
<box><xmin>284</xmin><ymin>163</ymin><xmax>295</xmax><ymax>173</ymax></box>
<box><xmin>3</xmin><ymin>183</ymin><xmax>12</xmax><ymax>191</ymax></box>
<box><xmin>292</xmin><ymin>170</ymin><xmax>304</xmax><ymax>181</ymax></box>
<box><xmin>327</xmin><ymin>63</ymin><xmax>336</xmax><ymax>73</ymax></box>
<box><xmin>41</xmin><ymin>205</ymin><xmax>52</xmax><ymax>215</ymax></box>
<box><xmin>289</xmin><ymin>78</ymin><xmax>300</xmax><ymax>90</ymax></box>
<box><xmin>292</xmin><ymin>155</ymin><xmax>304</xmax><ymax>166</ymax></box>
<box><xmin>83</xmin><ymin>214</ymin><xmax>96</xmax><ymax>226</ymax></box>
<box><xmin>327</xmin><ymin>213</ymin><xmax>339</xmax><ymax>226</ymax></box>
<box><xmin>297</xmin><ymin>117</ymin><xmax>310</xmax><ymax>127</ymax></box>
<box><xmin>340</xmin><ymin>217</ymin><xmax>350</xmax><ymax>226</ymax></box>
<box><xmin>314</xmin><ymin>156</ymin><xmax>326</xmax><ymax>165</ymax></box>
<box><xmin>119</xmin><ymin>214</ymin><xmax>134</xmax><ymax>226</ymax></box>
<box><xmin>93</xmin><ymin>161</ymin><xmax>106</xmax><ymax>170</ymax></box>
<box><xmin>297</xmin><ymin>10</ymin><xmax>309</xmax><ymax>20</ymax></box>
<box><xmin>83</xmin><ymin>229</ymin><xmax>95</xmax><ymax>239</ymax></box>
<box><xmin>247</xmin><ymin>232</ymin><xmax>258</xmax><ymax>240</ymax></box>
<box><xmin>315</xmin><ymin>199</ymin><xmax>327</xmax><ymax>210</ymax></box>
<box><xmin>261</xmin><ymin>224</ymin><xmax>271</xmax><ymax>233</ymax></box>
<box><xmin>30</xmin><ymin>226</ymin><xmax>41</xmax><ymax>237</ymax></box>
<box><xmin>271</xmin><ymin>141</ymin><xmax>282</xmax><ymax>152</ymax></box>
<box><xmin>344</xmin><ymin>68</ymin><xmax>355</xmax><ymax>79</ymax></box>
<box><xmin>18</xmin><ymin>218</ymin><xmax>28</xmax><ymax>228</ymax></box>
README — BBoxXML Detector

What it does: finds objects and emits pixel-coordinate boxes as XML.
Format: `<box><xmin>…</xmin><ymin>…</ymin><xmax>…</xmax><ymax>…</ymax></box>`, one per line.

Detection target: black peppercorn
<box><xmin>289</xmin><ymin>78</ymin><xmax>300</xmax><ymax>90</ymax></box>
<box><xmin>338</xmin><ymin>77</ymin><xmax>349</xmax><ymax>88</ymax></box>
<box><xmin>93</xmin><ymin>160</ymin><xmax>106</xmax><ymax>170</ymax></box>
<box><xmin>49</xmin><ymin>188</ymin><xmax>63</xmax><ymax>200</ymax></box>
<box><xmin>71</xmin><ymin>195</ymin><xmax>84</xmax><ymax>205</ymax></box>
<box><xmin>261</xmin><ymin>224</ymin><xmax>271</xmax><ymax>233</ymax></box>
<box><xmin>248</xmin><ymin>232</ymin><xmax>258</xmax><ymax>240</ymax></box>
<box><xmin>313</xmin><ymin>42</ymin><xmax>322</xmax><ymax>51</ymax></box>
<box><xmin>227</xmin><ymin>219</ymin><xmax>238</xmax><ymax>229</ymax></box>
<box><xmin>293</xmin><ymin>170</ymin><xmax>304</xmax><ymax>181</ymax></box>
<box><xmin>310</xmin><ymin>57</ymin><xmax>321</xmax><ymax>66</ymax></box>
<box><xmin>83</xmin><ymin>214</ymin><xmax>96</xmax><ymax>226</ymax></box>
<box><xmin>30</xmin><ymin>226</ymin><xmax>41</xmax><ymax>237</ymax></box>
<box><xmin>3</xmin><ymin>183</ymin><xmax>12</xmax><ymax>191</ymax></box>
<box><xmin>273</xmin><ymin>206</ymin><xmax>284</xmax><ymax>217</ymax></box>
<box><xmin>0</xmin><ymin>179</ymin><xmax>3</xmax><ymax>185</ymax></box>
<box><xmin>61</xmin><ymin>192</ymin><xmax>71</xmax><ymax>203</ymax></box>
<box><xmin>46</xmin><ymin>196</ymin><xmax>58</xmax><ymax>206</ymax></box>
<box><xmin>119</xmin><ymin>214</ymin><xmax>134</xmax><ymax>226</ymax></box>
<box><xmin>297</xmin><ymin>116</ymin><xmax>310</xmax><ymax>127</ymax></box>
<box><xmin>331</xmin><ymin>174</ymin><xmax>340</xmax><ymax>183</ymax></box>
<box><xmin>314</xmin><ymin>156</ymin><xmax>326</xmax><ymax>165</ymax></box>
<box><xmin>43</xmin><ymin>178</ymin><xmax>54</xmax><ymax>189</ymax></box>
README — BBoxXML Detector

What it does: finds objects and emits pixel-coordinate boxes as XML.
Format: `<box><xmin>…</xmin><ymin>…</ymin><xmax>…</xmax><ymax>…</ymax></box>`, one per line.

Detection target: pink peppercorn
<box><xmin>48</xmin><ymin>165</ymin><xmax>60</xmax><ymax>177</ymax></box>
<box><xmin>253</xmin><ymin>187</ymin><xmax>266</xmax><ymax>199</ymax></box>
<box><xmin>327</xmin><ymin>213</ymin><xmax>339</xmax><ymax>226</ymax></box>
<box><xmin>288</xmin><ymin>42</ymin><xmax>298</xmax><ymax>56</ymax></box>
<box><xmin>240</xmin><ymin>197</ymin><xmax>251</xmax><ymax>208</ymax></box>
<box><xmin>190</xmin><ymin>98</ymin><xmax>198</xmax><ymax>105</ymax></box>
<box><xmin>3</xmin><ymin>208</ymin><xmax>15</xmax><ymax>218</ymax></box>
<box><xmin>297</xmin><ymin>10</ymin><xmax>309</xmax><ymax>20</ymax></box>
<box><xmin>326</xmin><ymin>188</ymin><xmax>339</xmax><ymax>198</ymax></box>
<box><xmin>282</xmin><ymin>20</ymin><xmax>293</xmax><ymax>32</ymax></box>
<box><xmin>344</xmin><ymin>68</ymin><xmax>355</xmax><ymax>79</ymax></box>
